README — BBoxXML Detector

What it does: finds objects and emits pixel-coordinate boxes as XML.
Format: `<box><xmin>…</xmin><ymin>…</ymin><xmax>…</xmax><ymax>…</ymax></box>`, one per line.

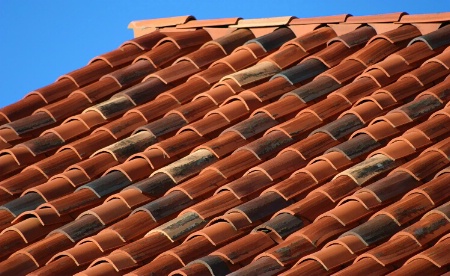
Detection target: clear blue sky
<box><xmin>0</xmin><ymin>1</ymin><xmax>448</xmax><ymax>107</ymax></box>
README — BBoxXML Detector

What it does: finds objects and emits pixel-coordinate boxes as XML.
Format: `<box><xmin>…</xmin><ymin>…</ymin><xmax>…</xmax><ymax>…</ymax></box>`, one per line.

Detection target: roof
<box><xmin>0</xmin><ymin>12</ymin><xmax>450</xmax><ymax>276</ymax></box>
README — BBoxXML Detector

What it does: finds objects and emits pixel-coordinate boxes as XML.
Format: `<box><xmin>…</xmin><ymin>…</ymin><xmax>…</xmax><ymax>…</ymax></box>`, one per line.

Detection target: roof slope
<box><xmin>0</xmin><ymin>12</ymin><xmax>450</xmax><ymax>276</ymax></box>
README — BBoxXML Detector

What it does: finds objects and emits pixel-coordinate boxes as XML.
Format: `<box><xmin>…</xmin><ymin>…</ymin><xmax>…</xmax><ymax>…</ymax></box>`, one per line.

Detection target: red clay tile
<box><xmin>335</xmin><ymin>256</ymin><xmax>391</xmax><ymax>275</ymax></box>
<box><xmin>240</xmin><ymin>42</ymin><xmax>268</xmax><ymax>58</ymax></box>
<box><xmin>91</xmin><ymin>44</ymin><xmax>144</xmax><ymax>68</ymax></box>
<box><xmin>255</xmin><ymin>97</ymin><xmax>300</xmax><ymax>121</ymax></box>
<box><xmin>281</xmin><ymin>259</ymin><xmax>327</xmax><ymax>275</ymax></box>
<box><xmin>60</xmin><ymin>60</ymin><xmax>114</xmax><ymax>87</ymax></box>
<box><xmin>162</xmin><ymin>29</ymin><xmax>212</xmax><ymax>48</ymax></box>
<box><xmin>264</xmin><ymin>45</ymin><xmax>308</xmax><ymax>69</ymax></box>
<box><xmin>105</xmin><ymin>60</ymin><xmax>156</xmax><ymax>88</ymax></box>
<box><xmin>176</xmin><ymin>44</ymin><xmax>227</xmax><ymax>69</ymax></box>
<box><xmin>155</xmin><ymin>131</ymin><xmax>207</xmax><ymax>157</ymax></box>
<box><xmin>392</xmin><ymin>257</ymin><xmax>446</xmax><ymax>276</ymax></box>
<box><xmin>135</xmin><ymin>43</ymin><xmax>196</xmax><ymax>68</ymax></box>
<box><xmin>169</xmin><ymin>169</ymin><xmax>227</xmax><ymax>200</ymax></box>
<box><xmin>130</xmin><ymin>254</ymin><xmax>182</xmax><ymax>275</ymax></box>
<box><xmin>67</xmin><ymin>153</ymin><xmax>118</xmax><ymax>180</ymax></box>
<box><xmin>307</xmin><ymin>42</ymin><xmax>357</xmax><ymax>68</ymax></box>
<box><xmin>250</xmin><ymin>78</ymin><xmax>295</xmax><ymax>103</ymax></box>
<box><xmin>0</xmin><ymin>95</ymin><xmax>47</xmax><ymax>123</ymax></box>
<box><xmin>185</xmin><ymin>191</ymin><xmax>242</xmax><ymax>220</ymax></box>
<box><xmin>286</xmin><ymin>133</ymin><xmax>340</xmax><ymax>160</ymax></box>
<box><xmin>300</xmin><ymin>243</ymin><xmax>355</xmax><ymax>271</ymax></box>
<box><xmin>321</xmin><ymin>59</ymin><xmax>367</xmax><ymax>84</ymax></box>
<box><xmin>79</xmin><ymin>199</ymin><xmax>130</xmax><ymax>226</ymax></box>
<box><xmin>29</xmin><ymin>78</ymin><xmax>79</xmax><ymax>104</ymax></box>
<box><xmin>192</xmin><ymin>64</ymin><xmax>235</xmax><ymax>86</ymax></box>
<box><xmin>165</xmin><ymin>235</ymin><xmax>216</xmax><ymax>265</ymax></box>
<box><xmin>0</xmin><ymin>168</ymin><xmax>48</xmax><ymax>195</ymax></box>
<box><xmin>146</xmin><ymin>61</ymin><xmax>202</xmax><ymax>85</ymax></box>
<box><xmin>212</xmin><ymin>231</ymin><xmax>276</xmax><ymax>265</ymax></box>
<box><xmin>0</xmin><ymin>231</ymin><xmax>27</xmax><ymax>261</ymax></box>
<box><xmin>329</xmin><ymin>26</ymin><xmax>377</xmax><ymax>48</ymax></box>
<box><xmin>306</xmin><ymin>94</ymin><xmax>351</xmax><ymax>120</ymax></box>
<box><xmin>267</xmin><ymin>172</ymin><xmax>319</xmax><ymax>201</ymax></box>
<box><xmin>45</xmin><ymin>189</ymin><xmax>101</xmax><ymax>217</ymax></box>
<box><xmin>212</xmin><ymin>47</ymin><xmax>258</xmax><ymax>71</ymax></box>
<box><xmin>347</xmin><ymin>39</ymin><xmax>401</xmax><ymax>67</ymax></box>
<box><xmin>224</xmin><ymin>112</ymin><xmax>279</xmax><ymax>139</ymax></box>
<box><xmin>121</xmin><ymin>30</ymin><xmax>167</xmax><ymax>50</ymax></box>
<box><xmin>208</xmin><ymin>211</ymin><xmax>253</xmax><ymax>230</ymax></box>
<box><xmin>186</xmin><ymin>221</ymin><xmax>240</xmax><ymax>246</ymax></box>
<box><xmin>203</xmin><ymin>29</ymin><xmax>255</xmax><ymax>55</ymax></box>
<box><xmin>409</xmin><ymin>62</ymin><xmax>448</xmax><ymax>90</ymax></box>
<box><xmin>0</xmin><ymin>253</ymin><xmax>38</xmax><ymax>275</ymax></box>
<box><xmin>77</xmin><ymin>261</ymin><xmax>122</xmax><ymax>275</ymax></box>
<box><xmin>169</xmin><ymin>262</ymin><xmax>214</xmax><ymax>276</ymax></box>
<box><xmin>26</xmin><ymin>177</ymin><xmax>75</xmax><ymax>202</ymax></box>
<box><xmin>274</xmin><ymin>112</ymin><xmax>324</xmax><ymax>138</ymax></box>
<box><xmin>195</xmin><ymin>131</ymin><xmax>247</xmax><ymax>158</ymax></box>
<box><xmin>207</xmin><ymin>150</ymin><xmax>260</xmax><ymax>179</ymax></box>
<box><xmin>260</xmin><ymin>235</ymin><xmax>316</xmax><ymax>266</ymax></box>
<box><xmin>248</xmin><ymin>150</ymin><xmax>305</xmax><ymax>180</ymax></box>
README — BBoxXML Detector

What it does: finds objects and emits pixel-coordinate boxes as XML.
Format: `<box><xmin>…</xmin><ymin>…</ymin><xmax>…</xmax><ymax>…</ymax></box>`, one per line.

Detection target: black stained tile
<box><xmin>246</xmin><ymin>27</ymin><xmax>296</xmax><ymax>52</ymax></box>
<box><xmin>341</xmin><ymin>214</ymin><xmax>401</xmax><ymax>246</ymax></box>
<box><xmin>55</xmin><ymin>214</ymin><xmax>104</xmax><ymax>242</ymax></box>
<box><xmin>135</xmin><ymin>114</ymin><xmax>186</xmax><ymax>137</ymax></box>
<box><xmin>285</xmin><ymin>76</ymin><xmax>341</xmax><ymax>103</ymax></box>
<box><xmin>156</xmin><ymin>211</ymin><xmax>206</xmax><ymax>241</ymax></box>
<box><xmin>399</xmin><ymin>95</ymin><xmax>442</xmax><ymax>119</ymax></box>
<box><xmin>363</xmin><ymin>171</ymin><xmax>421</xmax><ymax>202</ymax></box>
<box><xmin>92</xmin><ymin>96</ymin><xmax>135</xmax><ymax>119</ymax></box>
<box><xmin>106</xmin><ymin>60</ymin><xmax>156</xmax><ymax>87</ymax></box>
<box><xmin>273</xmin><ymin>58</ymin><xmax>328</xmax><ymax>85</ymax></box>
<box><xmin>1</xmin><ymin>193</ymin><xmax>46</xmax><ymax>217</ymax></box>
<box><xmin>254</xmin><ymin>213</ymin><xmax>304</xmax><ymax>239</ymax></box>
<box><xmin>213</xmin><ymin>29</ymin><xmax>255</xmax><ymax>54</ymax></box>
<box><xmin>311</xmin><ymin>114</ymin><xmax>365</xmax><ymax>140</ymax></box>
<box><xmin>122</xmin><ymin>78</ymin><xmax>169</xmax><ymax>106</ymax></box>
<box><xmin>242</xmin><ymin>130</ymin><xmax>293</xmax><ymax>160</ymax></box>
<box><xmin>330</xmin><ymin>26</ymin><xmax>377</xmax><ymax>48</ymax></box>
<box><xmin>77</xmin><ymin>171</ymin><xmax>132</xmax><ymax>197</ymax></box>
<box><xmin>408</xmin><ymin>24</ymin><xmax>450</xmax><ymax>50</ymax></box>
<box><xmin>190</xmin><ymin>255</ymin><xmax>232</xmax><ymax>276</ymax></box>
<box><xmin>327</xmin><ymin>134</ymin><xmax>381</xmax><ymax>160</ymax></box>
<box><xmin>100</xmin><ymin>132</ymin><xmax>157</xmax><ymax>162</ymax></box>
<box><xmin>21</xmin><ymin>132</ymin><xmax>65</xmax><ymax>155</ymax></box>
<box><xmin>231</xmin><ymin>192</ymin><xmax>290</xmax><ymax>223</ymax></box>
<box><xmin>133</xmin><ymin>190</ymin><xmax>193</xmax><ymax>221</ymax></box>
<box><xmin>128</xmin><ymin>172</ymin><xmax>176</xmax><ymax>197</ymax></box>
<box><xmin>224</xmin><ymin>113</ymin><xmax>279</xmax><ymax>139</ymax></box>
<box><xmin>5</xmin><ymin>112</ymin><xmax>55</xmax><ymax>136</ymax></box>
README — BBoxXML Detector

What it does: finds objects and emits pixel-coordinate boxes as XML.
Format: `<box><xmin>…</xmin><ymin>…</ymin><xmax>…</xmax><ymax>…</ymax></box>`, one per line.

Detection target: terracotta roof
<box><xmin>0</xmin><ymin>12</ymin><xmax>450</xmax><ymax>275</ymax></box>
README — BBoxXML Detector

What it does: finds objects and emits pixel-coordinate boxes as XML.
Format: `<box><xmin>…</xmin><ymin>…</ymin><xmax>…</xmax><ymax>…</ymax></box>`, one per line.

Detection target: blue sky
<box><xmin>0</xmin><ymin>0</ymin><xmax>448</xmax><ymax>107</ymax></box>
